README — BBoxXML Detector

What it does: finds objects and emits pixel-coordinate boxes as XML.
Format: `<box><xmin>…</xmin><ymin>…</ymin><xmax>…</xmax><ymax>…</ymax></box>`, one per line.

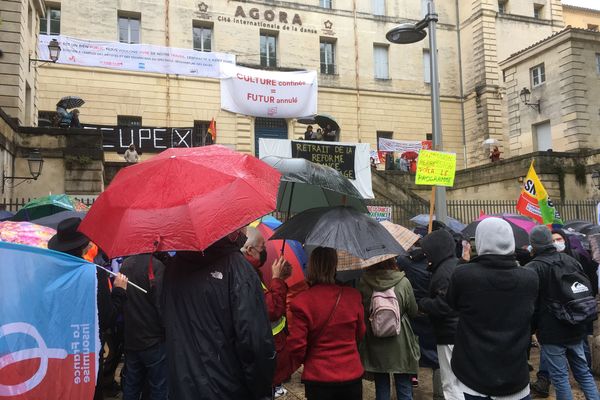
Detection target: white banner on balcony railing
<box><xmin>39</xmin><ymin>35</ymin><xmax>235</xmax><ymax>78</ymax></box>
<box><xmin>220</xmin><ymin>64</ymin><xmax>317</xmax><ymax>118</ymax></box>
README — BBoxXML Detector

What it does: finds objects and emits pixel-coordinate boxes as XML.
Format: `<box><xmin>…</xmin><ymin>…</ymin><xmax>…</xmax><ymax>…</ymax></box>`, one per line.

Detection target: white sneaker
<box><xmin>273</xmin><ymin>385</ymin><xmax>288</xmax><ymax>398</ymax></box>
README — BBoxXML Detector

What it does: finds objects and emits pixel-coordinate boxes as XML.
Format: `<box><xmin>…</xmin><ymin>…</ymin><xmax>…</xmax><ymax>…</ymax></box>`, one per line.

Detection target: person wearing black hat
<box><xmin>48</xmin><ymin>217</ymin><xmax>128</xmax><ymax>400</ymax></box>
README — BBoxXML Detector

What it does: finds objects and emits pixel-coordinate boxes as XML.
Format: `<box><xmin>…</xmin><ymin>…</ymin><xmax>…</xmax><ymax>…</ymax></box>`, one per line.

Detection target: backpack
<box><xmin>369</xmin><ymin>286</ymin><xmax>402</xmax><ymax>337</ymax></box>
<box><xmin>542</xmin><ymin>256</ymin><xmax>598</xmax><ymax>325</ymax></box>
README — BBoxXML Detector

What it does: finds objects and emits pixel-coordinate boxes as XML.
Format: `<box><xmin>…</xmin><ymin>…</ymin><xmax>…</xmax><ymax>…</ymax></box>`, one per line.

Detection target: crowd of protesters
<box><xmin>46</xmin><ymin>215</ymin><xmax>600</xmax><ymax>400</ymax></box>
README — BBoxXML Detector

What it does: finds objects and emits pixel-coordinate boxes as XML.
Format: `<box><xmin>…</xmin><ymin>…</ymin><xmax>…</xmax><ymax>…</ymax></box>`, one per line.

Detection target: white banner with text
<box><xmin>220</xmin><ymin>64</ymin><xmax>317</xmax><ymax>118</ymax></box>
<box><xmin>39</xmin><ymin>35</ymin><xmax>235</xmax><ymax>78</ymax></box>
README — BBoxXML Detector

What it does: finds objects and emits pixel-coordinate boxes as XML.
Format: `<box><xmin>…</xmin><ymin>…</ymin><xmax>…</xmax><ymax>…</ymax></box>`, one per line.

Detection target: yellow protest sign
<box><xmin>415</xmin><ymin>149</ymin><xmax>457</xmax><ymax>187</ymax></box>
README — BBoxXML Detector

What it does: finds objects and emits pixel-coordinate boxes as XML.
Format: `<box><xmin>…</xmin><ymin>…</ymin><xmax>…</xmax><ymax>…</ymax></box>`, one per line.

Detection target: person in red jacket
<box><xmin>242</xmin><ymin>227</ymin><xmax>293</xmax><ymax>398</ymax></box>
<box><xmin>285</xmin><ymin>246</ymin><xmax>366</xmax><ymax>400</ymax></box>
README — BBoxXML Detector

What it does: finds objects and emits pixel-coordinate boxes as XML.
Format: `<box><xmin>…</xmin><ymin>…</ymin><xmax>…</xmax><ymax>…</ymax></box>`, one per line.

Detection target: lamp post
<box><xmin>386</xmin><ymin>0</ymin><xmax>447</xmax><ymax>223</ymax></box>
<box><xmin>592</xmin><ymin>170</ymin><xmax>600</xmax><ymax>190</ymax></box>
<box><xmin>519</xmin><ymin>87</ymin><xmax>541</xmax><ymax>113</ymax></box>
<box><xmin>1</xmin><ymin>151</ymin><xmax>44</xmax><ymax>194</ymax></box>
<box><xmin>29</xmin><ymin>38</ymin><xmax>61</xmax><ymax>71</ymax></box>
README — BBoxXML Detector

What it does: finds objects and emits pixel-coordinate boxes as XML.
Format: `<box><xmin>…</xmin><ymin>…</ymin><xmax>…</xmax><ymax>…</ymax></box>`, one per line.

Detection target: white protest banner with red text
<box><xmin>220</xmin><ymin>64</ymin><xmax>317</xmax><ymax>118</ymax></box>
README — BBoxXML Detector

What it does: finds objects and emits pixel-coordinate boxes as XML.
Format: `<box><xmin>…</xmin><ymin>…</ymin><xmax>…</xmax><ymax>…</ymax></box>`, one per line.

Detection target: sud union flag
<box><xmin>516</xmin><ymin>161</ymin><xmax>563</xmax><ymax>225</ymax></box>
<box><xmin>0</xmin><ymin>241</ymin><xmax>99</xmax><ymax>399</ymax></box>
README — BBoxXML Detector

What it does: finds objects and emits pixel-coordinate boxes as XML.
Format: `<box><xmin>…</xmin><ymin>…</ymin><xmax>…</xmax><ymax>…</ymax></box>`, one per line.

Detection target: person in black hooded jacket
<box><xmin>162</xmin><ymin>231</ymin><xmax>276</xmax><ymax>400</ymax></box>
<box><xmin>447</xmin><ymin>217</ymin><xmax>538</xmax><ymax>399</ymax></box>
<box><xmin>419</xmin><ymin>229</ymin><xmax>461</xmax><ymax>400</ymax></box>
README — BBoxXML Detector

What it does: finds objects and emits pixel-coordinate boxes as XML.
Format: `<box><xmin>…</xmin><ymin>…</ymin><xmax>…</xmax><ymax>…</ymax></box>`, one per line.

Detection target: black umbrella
<box><xmin>582</xmin><ymin>225</ymin><xmax>600</xmax><ymax>236</ymax></box>
<box><xmin>297</xmin><ymin>117</ymin><xmax>316</xmax><ymax>125</ymax></box>
<box><xmin>314</xmin><ymin>114</ymin><xmax>340</xmax><ymax>132</ymax></box>
<box><xmin>270</xmin><ymin>206</ymin><xmax>406</xmax><ymax>259</ymax></box>
<box><xmin>462</xmin><ymin>218</ymin><xmax>530</xmax><ymax>248</ymax></box>
<box><xmin>57</xmin><ymin>96</ymin><xmax>85</xmax><ymax>109</ymax></box>
<box><xmin>262</xmin><ymin>156</ymin><xmax>367</xmax><ymax>214</ymax></box>
<box><xmin>564</xmin><ymin>220</ymin><xmax>595</xmax><ymax>233</ymax></box>
<box><xmin>31</xmin><ymin>210</ymin><xmax>87</xmax><ymax>229</ymax></box>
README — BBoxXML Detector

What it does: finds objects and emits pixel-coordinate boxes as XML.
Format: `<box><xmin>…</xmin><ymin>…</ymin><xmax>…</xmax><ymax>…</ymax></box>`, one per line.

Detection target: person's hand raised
<box><xmin>272</xmin><ymin>257</ymin><xmax>292</xmax><ymax>280</ymax></box>
<box><xmin>113</xmin><ymin>273</ymin><xmax>128</xmax><ymax>290</ymax></box>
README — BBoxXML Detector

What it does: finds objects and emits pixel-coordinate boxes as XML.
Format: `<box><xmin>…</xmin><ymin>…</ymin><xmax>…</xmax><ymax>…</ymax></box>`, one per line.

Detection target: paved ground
<box><xmin>106</xmin><ymin>346</ymin><xmax>598</xmax><ymax>399</ymax></box>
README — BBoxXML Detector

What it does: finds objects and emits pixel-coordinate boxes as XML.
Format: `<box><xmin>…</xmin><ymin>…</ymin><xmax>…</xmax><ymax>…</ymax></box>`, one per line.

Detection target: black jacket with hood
<box><xmin>162</xmin><ymin>238</ymin><xmax>276</xmax><ymax>400</ymax></box>
<box><xmin>526</xmin><ymin>247</ymin><xmax>588</xmax><ymax>345</ymax></box>
<box><xmin>418</xmin><ymin>229</ymin><xmax>460</xmax><ymax>345</ymax></box>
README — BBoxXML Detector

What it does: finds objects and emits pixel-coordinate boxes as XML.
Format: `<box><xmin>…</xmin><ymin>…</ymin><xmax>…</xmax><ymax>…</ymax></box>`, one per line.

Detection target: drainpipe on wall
<box><xmin>165</xmin><ymin>0</ymin><xmax>172</xmax><ymax>126</ymax></box>
<box><xmin>455</xmin><ymin>0</ymin><xmax>468</xmax><ymax>169</ymax></box>
<box><xmin>353</xmin><ymin>0</ymin><xmax>362</xmax><ymax>143</ymax></box>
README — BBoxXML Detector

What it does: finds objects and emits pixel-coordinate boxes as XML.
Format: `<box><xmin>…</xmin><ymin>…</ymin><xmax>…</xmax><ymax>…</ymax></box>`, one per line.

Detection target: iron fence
<box><xmin>366</xmin><ymin>199</ymin><xmax>598</xmax><ymax>227</ymax></box>
<box><xmin>1</xmin><ymin>197</ymin><xmax>597</xmax><ymax>228</ymax></box>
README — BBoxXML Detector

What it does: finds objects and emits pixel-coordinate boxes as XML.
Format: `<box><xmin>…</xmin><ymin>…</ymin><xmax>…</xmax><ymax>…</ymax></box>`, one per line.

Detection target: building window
<box><xmin>40</xmin><ymin>6</ymin><xmax>61</xmax><ymax>35</ymax></box>
<box><xmin>426</xmin><ymin>133</ymin><xmax>433</xmax><ymax>141</ymax></box>
<box><xmin>596</xmin><ymin>54</ymin><xmax>600</xmax><ymax>74</ymax></box>
<box><xmin>372</xmin><ymin>0</ymin><xmax>385</xmax><ymax>16</ymax></box>
<box><xmin>498</xmin><ymin>1</ymin><xmax>507</xmax><ymax>14</ymax></box>
<box><xmin>320</xmin><ymin>39</ymin><xmax>335</xmax><ymax>75</ymax></box>
<box><xmin>588</xmin><ymin>24</ymin><xmax>599</xmax><ymax>31</ymax></box>
<box><xmin>530</xmin><ymin>63</ymin><xmax>545</xmax><ymax>87</ymax></box>
<box><xmin>423</xmin><ymin>49</ymin><xmax>431</xmax><ymax>83</ymax></box>
<box><xmin>193</xmin><ymin>24</ymin><xmax>212</xmax><ymax>52</ymax></box>
<box><xmin>118</xmin><ymin>14</ymin><xmax>140</xmax><ymax>44</ymax></box>
<box><xmin>320</xmin><ymin>0</ymin><xmax>332</xmax><ymax>8</ymax></box>
<box><xmin>533</xmin><ymin>4</ymin><xmax>543</xmax><ymax>19</ymax></box>
<box><xmin>260</xmin><ymin>33</ymin><xmax>277</xmax><ymax>68</ymax></box>
<box><xmin>117</xmin><ymin>115</ymin><xmax>142</xmax><ymax>127</ymax></box>
<box><xmin>194</xmin><ymin>120</ymin><xmax>213</xmax><ymax>145</ymax></box>
<box><xmin>376</xmin><ymin>131</ymin><xmax>393</xmax><ymax>150</ymax></box>
<box><xmin>374</xmin><ymin>45</ymin><xmax>389</xmax><ymax>80</ymax></box>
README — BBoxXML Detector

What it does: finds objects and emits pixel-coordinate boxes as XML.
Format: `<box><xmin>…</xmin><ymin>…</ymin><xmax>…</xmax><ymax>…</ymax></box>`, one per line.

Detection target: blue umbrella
<box><xmin>31</xmin><ymin>210</ymin><xmax>87</xmax><ymax>230</ymax></box>
<box><xmin>0</xmin><ymin>210</ymin><xmax>14</xmax><ymax>221</ymax></box>
<box><xmin>410</xmin><ymin>214</ymin><xmax>466</xmax><ymax>233</ymax></box>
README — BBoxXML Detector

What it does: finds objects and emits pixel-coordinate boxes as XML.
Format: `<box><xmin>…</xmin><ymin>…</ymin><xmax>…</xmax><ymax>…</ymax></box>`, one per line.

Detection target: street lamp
<box><xmin>1</xmin><ymin>151</ymin><xmax>45</xmax><ymax>194</ymax></box>
<box><xmin>519</xmin><ymin>88</ymin><xmax>541</xmax><ymax>113</ymax></box>
<box><xmin>386</xmin><ymin>0</ymin><xmax>448</xmax><ymax>224</ymax></box>
<box><xmin>29</xmin><ymin>38</ymin><xmax>61</xmax><ymax>71</ymax></box>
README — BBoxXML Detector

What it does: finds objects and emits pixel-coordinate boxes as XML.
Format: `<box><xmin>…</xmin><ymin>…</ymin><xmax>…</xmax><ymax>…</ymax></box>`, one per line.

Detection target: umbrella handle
<box><xmin>95</xmin><ymin>264</ymin><xmax>148</xmax><ymax>294</ymax></box>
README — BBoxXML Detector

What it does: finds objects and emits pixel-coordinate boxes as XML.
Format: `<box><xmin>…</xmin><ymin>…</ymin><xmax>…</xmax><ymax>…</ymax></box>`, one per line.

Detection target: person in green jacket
<box><xmin>358</xmin><ymin>258</ymin><xmax>421</xmax><ymax>400</ymax></box>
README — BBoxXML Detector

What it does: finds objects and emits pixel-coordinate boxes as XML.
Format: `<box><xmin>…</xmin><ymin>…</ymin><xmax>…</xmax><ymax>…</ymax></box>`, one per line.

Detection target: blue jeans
<box><xmin>122</xmin><ymin>342</ymin><xmax>168</xmax><ymax>400</ymax></box>
<box><xmin>374</xmin><ymin>373</ymin><xmax>412</xmax><ymax>400</ymax></box>
<box><xmin>538</xmin><ymin>338</ymin><xmax>593</xmax><ymax>379</ymax></box>
<box><xmin>541</xmin><ymin>341</ymin><xmax>600</xmax><ymax>400</ymax></box>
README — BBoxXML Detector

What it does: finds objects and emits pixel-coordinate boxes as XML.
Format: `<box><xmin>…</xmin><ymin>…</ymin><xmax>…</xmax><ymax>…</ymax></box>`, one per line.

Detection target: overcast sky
<box><xmin>562</xmin><ymin>0</ymin><xmax>600</xmax><ymax>10</ymax></box>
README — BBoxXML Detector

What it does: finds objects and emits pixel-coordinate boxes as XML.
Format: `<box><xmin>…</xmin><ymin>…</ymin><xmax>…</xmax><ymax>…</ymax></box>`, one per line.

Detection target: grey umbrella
<box><xmin>270</xmin><ymin>206</ymin><xmax>406</xmax><ymax>259</ymax></box>
<box><xmin>314</xmin><ymin>114</ymin><xmax>340</xmax><ymax>132</ymax></box>
<box><xmin>31</xmin><ymin>210</ymin><xmax>87</xmax><ymax>229</ymax></box>
<box><xmin>262</xmin><ymin>156</ymin><xmax>367</xmax><ymax>214</ymax></box>
<box><xmin>57</xmin><ymin>96</ymin><xmax>85</xmax><ymax>109</ymax></box>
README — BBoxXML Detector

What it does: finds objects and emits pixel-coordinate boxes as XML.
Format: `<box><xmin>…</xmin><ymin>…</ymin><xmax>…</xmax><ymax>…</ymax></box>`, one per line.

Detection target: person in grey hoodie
<box><xmin>358</xmin><ymin>257</ymin><xmax>420</xmax><ymax>400</ymax></box>
<box><xmin>447</xmin><ymin>217</ymin><xmax>538</xmax><ymax>399</ymax></box>
<box><xmin>419</xmin><ymin>229</ymin><xmax>461</xmax><ymax>400</ymax></box>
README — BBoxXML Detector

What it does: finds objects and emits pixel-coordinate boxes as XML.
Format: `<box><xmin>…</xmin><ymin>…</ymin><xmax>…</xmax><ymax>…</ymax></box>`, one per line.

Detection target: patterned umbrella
<box><xmin>13</xmin><ymin>195</ymin><xmax>90</xmax><ymax>221</ymax></box>
<box><xmin>57</xmin><ymin>96</ymin><xmax>85</xmax><ymax>109</ymax></box>
<box><xmin>0</xmin><ymin>221</ymin><xmax>56</xmax><ymax>249</ymax></box>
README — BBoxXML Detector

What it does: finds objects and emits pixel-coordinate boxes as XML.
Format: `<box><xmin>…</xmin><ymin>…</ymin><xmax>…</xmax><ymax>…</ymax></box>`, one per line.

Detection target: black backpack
<box><xmin>541</xmin><ymin>255</ymin><xmax>598</xmax><ymax>325</ymax></box>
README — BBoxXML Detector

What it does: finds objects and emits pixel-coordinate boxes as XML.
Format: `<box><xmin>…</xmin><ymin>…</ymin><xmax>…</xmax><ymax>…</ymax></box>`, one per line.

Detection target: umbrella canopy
<box><xmin>297</xmin><ymin>117</ymin><xmax>316</xmax><ymax>125</ymax></box>
<box><xmin>261</xmin><ymin>156</ymin><xmax>367</xmax><ymax>213</ymax></box>
<box><xmin>79</xmin><ymin>146</ymin><xmax>281</xmax><ymax>258</ymax></box>
<box><xmin>0</xmin><ymin>221</ymin><xmax>56</xmax><ymax>249</ymax></box>
<box><xmin>252</xmin><ymin>216</ymin><xmax>307</xmax><ymax>287</ymax></box>
<box><xmin>462</xmin><ymin>218</ymin><xmax>530</xmax><ymax>248</ymax></box>
<box><xmin>564</xmin><ymin>220</ymin><xmax>596</xmax><ymax>233</ymax></box>
<box><xmin>479</xmin><ymin>213</ymin><xmax>537</xmax><ymax>233</ymax></box>
<box><xmin>0</xmin><ymin>210</ymin><xmax>14</xmax><ymax>220</ymax></box>
<box><xmin>31</xmin><ymin>210</ymin><xmax>88</xmax><ymax>230</ymax></box>
<box><xmin>401</xmin><ymin>151</ymin><xmax>419</xmax><ymax>160</ymax></box>
<box><xmin>13</xmin><ymin>194</ymin><xmax>89</xmax><ymax>221</ymax></box>
<box><xmin>270</xmin><ymin>206</ymin><xmax>406</xmax><ymax>259</ymax></box>
<box><xmin>314</xmin><ymin>114</ymin><xmax>340</xmax><ymax>132</ymax></box>
<box><xmin>336</xmin><ymin>220</ymin><xmax>419</xmax><ymax>271</ymax></box>
<box><xmin>57</xmin><ymin>96</ymin><xmax>85</xmax><ymax>109</ymax></box>
<box><xmin>482</xmin><ymin>138</ymin><xmax>499</xmax><ymax>147</ymax></box>
<box><xmin>411</xmin><ymin>214</ymin><xmax>466</xmax><ymax>233</ymax></box>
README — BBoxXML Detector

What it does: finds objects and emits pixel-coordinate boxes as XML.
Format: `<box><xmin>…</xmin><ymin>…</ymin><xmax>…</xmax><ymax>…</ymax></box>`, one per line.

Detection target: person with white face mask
<box><xmin>552</xmin><ymin>233</ymin><xmax>567</xmax><ymax>253</ymax></box>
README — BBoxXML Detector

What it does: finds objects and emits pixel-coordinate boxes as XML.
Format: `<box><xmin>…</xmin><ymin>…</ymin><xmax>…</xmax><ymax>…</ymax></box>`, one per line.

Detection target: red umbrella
<box><xmin>79</xmin><ymin>146</ymin><xmax>281</xmax><ymax>258</ymax></box>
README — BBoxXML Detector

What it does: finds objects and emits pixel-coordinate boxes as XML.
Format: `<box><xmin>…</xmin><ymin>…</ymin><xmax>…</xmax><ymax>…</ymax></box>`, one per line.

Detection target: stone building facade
<box><xmin>563</xmin><ymin>4</ymin><xmax>600</xmax><ymax>30</ymax></box>
<box><xmin>32</xmin><ymin>0</ymin><xmax>580</xmax><ymax>168</ymax></box>
<box><xmin>500</xmin><ymin>27</ymin><xmax>600</xmax><ymax>155</ymax></box>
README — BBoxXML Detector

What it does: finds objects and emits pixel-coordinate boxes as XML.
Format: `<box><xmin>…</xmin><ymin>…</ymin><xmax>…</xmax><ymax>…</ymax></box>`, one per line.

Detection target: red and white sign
<box><xmin>220</xmin><ymin>64</ymin><xmax>317</xmax><ymax>118</ymax></box>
